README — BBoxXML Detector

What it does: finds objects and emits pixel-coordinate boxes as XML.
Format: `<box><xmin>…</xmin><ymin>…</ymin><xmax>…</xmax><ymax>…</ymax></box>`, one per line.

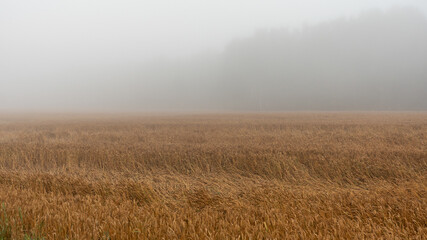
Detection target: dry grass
<box><xmin>0</xmin><ymin>112</ymin><xmax>426</xmax><ymax>239</ymax></box>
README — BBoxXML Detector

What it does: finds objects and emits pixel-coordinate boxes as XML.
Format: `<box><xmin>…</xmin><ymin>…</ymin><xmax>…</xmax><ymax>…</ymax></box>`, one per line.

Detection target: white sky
<box><xmin>1</xmin><ymin>0</ymin><xmax>427</xmax><ymax>111</ymax></box>
<box><xmin>1</xmin><ymin>0</ymin><xmax>426</xmax><ymax>63</ymax></box>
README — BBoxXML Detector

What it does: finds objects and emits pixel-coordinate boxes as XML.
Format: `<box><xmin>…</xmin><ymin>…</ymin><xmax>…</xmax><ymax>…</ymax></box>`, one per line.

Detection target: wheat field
<box><xmin>0</xmin><ymin>113</ymin><xmax>426</xmax><ymax>239</ymax></box>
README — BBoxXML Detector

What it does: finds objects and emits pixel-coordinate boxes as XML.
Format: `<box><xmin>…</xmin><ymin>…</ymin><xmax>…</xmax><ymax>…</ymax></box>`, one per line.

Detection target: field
<box><xmin>0</xmin><ymin>113</ymin><xmax>426</xmax><ymax>239</ymax></box>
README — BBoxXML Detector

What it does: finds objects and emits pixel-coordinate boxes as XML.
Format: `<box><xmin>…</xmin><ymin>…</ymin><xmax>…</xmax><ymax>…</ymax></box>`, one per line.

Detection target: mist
<box><xmin>1</xmin><ymin>2</ymin><xmax>427</xmax><ymax>111</ymax></box>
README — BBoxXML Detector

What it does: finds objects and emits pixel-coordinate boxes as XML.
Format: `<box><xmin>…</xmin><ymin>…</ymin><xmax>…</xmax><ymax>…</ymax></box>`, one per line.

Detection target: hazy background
<box><xmin>1</xmin><ymin>0</ymin><xmax>427</xmax><ymax>111</ymax></box>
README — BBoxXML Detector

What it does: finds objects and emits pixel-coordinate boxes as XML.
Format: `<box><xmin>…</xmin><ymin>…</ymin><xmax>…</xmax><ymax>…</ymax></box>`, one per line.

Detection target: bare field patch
<box><xmin>0</xmin><ymin>113</ymin><xmax>426</xmax><ymax>239</ymax></box>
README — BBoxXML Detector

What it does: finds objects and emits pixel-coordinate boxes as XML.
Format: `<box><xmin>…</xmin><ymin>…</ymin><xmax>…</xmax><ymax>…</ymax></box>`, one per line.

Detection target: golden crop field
<box><xmin>0</xmin><ymin>113</ymin><xmax>426</xmax><ymax>239</ymax></box>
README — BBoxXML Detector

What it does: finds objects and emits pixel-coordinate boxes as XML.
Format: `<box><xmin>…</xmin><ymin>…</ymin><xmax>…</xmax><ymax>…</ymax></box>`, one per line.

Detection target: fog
<box><xmin>1</xmin><ymin>1</ymin><xmax>427</xmax><ymax>111</ymax></box>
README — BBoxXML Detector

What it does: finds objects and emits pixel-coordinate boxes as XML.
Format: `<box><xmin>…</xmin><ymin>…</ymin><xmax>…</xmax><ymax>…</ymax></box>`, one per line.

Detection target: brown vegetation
<box><xmin>0</xmin><ymin>113</ymin><xmax>426</xmax><ymax>239</ymax></box>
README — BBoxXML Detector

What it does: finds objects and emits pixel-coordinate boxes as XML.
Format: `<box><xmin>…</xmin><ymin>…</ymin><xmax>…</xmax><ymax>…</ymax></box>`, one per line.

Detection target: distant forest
<box><xmin>214</xmin><ymin>7</ymin><xmax>427</xmax><ymax>110</ymax></box>
<box><xmin>43</xmin><ymin>7</ymin><xmax>427</xmax><ymax>111</ymax></box>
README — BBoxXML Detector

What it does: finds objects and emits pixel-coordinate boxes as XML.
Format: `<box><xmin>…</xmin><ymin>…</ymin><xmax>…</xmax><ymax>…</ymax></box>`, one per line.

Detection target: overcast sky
<box><xmin>1</xmin><ymin>0</ymin><xmax>427</xmax><ymax>111</ymax></box>
<box><xmin>1</xmin><ymin>1</ymin><xmax>427</xmax><ymax>64</ymax></box>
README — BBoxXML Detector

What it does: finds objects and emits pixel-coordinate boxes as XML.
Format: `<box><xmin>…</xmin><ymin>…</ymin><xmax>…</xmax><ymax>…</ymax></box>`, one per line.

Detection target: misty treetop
<box><xmin>129</xmin><ymin>7</ymin><xmax>427</xmax><ymax>111</ymax></box>
<box><xmin>3</xmin><ymin>7</ymin><xmax>426</xmax><ymax>111</ymax></box>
